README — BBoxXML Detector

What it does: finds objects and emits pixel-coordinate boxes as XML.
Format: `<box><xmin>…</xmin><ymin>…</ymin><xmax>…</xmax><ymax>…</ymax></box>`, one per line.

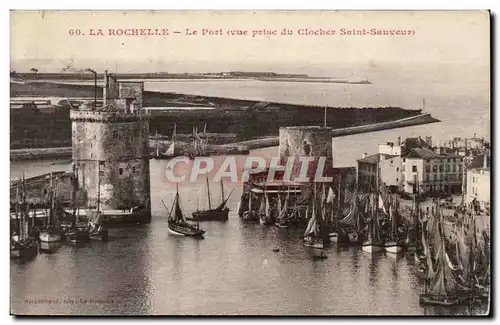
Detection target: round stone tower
<box><xmin>70</xmin><ymin>71</ymin><xmax>151</xmax><ymax>223</ymax></box>
<box><xmin>279</xmin><ymin>126</ymin><xmax>334</xmax><ymax>182</ymax></box>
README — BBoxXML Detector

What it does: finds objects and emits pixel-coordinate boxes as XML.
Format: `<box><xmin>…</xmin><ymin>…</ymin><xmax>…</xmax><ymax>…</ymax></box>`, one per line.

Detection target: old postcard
<box><xmin>9</xmin><ymin>10</ymin><xmax>490</xmax><ymax>316</ymax></box>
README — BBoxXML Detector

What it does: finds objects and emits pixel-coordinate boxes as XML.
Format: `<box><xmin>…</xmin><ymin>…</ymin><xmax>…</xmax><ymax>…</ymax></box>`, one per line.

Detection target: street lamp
<box><xmin>84</xmin><ymin>68</ymin><xmax>97</xmax><ymax>110</ymax></box>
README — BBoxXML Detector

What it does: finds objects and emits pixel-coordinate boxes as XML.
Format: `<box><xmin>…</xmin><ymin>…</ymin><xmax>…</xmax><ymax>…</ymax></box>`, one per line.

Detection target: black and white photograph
<box><xmin>9</xmin><ymin>10</ymin><xmax>491</xmax><ymax>316</ymax></box>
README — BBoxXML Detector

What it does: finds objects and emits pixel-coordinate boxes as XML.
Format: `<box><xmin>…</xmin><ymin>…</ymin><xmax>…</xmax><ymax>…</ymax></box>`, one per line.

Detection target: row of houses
<box><xmin>357</xmin><ymin>136</ymin><xmax>490</xmax><ymax>209</ymax></box>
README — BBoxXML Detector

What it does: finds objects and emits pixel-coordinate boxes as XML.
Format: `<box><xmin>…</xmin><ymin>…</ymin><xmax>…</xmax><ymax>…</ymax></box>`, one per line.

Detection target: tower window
<box><xmin>119</xmin><ymin>168</ymin><xmax>123</xmax><ymax>175</ymax></box>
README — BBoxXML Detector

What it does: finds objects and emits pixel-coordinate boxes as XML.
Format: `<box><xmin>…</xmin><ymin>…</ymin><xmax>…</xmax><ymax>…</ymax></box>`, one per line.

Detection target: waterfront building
<box><xmin>466</xmin><ymin>153</ymin><xmax>490</xmax><ymax>211</ymax></box>
<box><xmin>401</xmin><ymin>147</ymin><xmax>463</xmax><ymax>195</ymax></box>
<box><xmin>69</xmin><ymin>71</ymin><xmax>151</xmax><ymax>223</ymax></box>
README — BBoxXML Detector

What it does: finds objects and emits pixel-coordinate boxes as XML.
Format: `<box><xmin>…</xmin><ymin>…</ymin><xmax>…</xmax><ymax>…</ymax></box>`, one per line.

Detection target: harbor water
<box><xmin>10</xmin><ymin>152</ymin><xmax>489</xmax><ymax>316</ymax></box>
<box><xmin>10</xmin><ymin>70</ymin><xmax>490</xmax><ymax>315</ymax></box>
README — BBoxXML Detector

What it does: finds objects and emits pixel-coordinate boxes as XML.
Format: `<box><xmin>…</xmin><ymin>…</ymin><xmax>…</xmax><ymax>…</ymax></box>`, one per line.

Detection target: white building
<box><xmin>401</xmin><ymin>148</ymin><xmax>463</xmax><ymax>195</ymax></box>
<box><xmin>356</xmin><ymin>142</ymin><xmax>402</xmax><ymax>192</ymax></box>
<box><xmin>466</xmin><ymin>154</ymin><xmax>490</xmax><ymax>211</ymax></box>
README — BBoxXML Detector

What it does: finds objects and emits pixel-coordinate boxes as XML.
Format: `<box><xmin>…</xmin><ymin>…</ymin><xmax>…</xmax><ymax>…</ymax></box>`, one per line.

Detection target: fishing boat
<box><xmin>165</xmin><ymin>185</ymin><xmax>205</xmax><ymax>238</ymax></box>
<box><xmin>189</xmin><ymin>178</ymin><xmax>233</xmax><ymax>222</ymax></box>
<box><xmin>384</xmin><ymin>196</ymin><xmax>404</xmax><ymax>254</ymax></box>
<box><xmin>152</xmin><ymin>124</ymin><xmax>179</xmax><ymax>159</ymax></box>
<box><xmin>361</xmin><ymin>193</ymin><xmax>384</xmax><ymax>253</ymax></box>
<box><xmin>242</xmin><ymin>192</ymin><xmax>258</xmax><ymax>221</ymax></box>
<box><xmin>275</xmin><ymin>190</ymin><xmax>291</xmax><ymax>228</ymax></box>
<box><xmin>303</xmin><ymin>196</ymin><xmax>324</xmax><ymax>249</ymax></box>
<box><xmin>10</xmin><ymin>178</ymin><xmax>38</xmax><ymax>260</ymax></box>
<box><xmin>259</xmin><ymin>189</ymin><xmax>273</xmax><ymax>226</ymax></box>
<box><xmin>39</xmin><ymin>177</ymin><xmax>63</xmax><ymax>243</ymax></box>
<box><xmin>419</xmin><ymin>209</ymin><xmax>461</xmax><ymax>306</ymax></box>
<box><xmin>65</xmin><ymin>165</ymin><xmax>90</xmax><ymax>244</ymax></box>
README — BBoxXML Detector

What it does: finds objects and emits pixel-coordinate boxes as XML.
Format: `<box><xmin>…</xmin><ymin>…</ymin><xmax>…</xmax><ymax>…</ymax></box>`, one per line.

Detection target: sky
<box><xmin>10</xmin><ymin>10</ymin><xmax>490</xmax><ymax>73</ymax></box>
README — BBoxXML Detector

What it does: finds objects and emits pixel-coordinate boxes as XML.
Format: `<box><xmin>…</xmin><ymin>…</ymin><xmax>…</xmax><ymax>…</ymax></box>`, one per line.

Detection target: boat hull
<box><xmin>65</xmin><ymin>230</ymin><xmax>90</xmax><ymax>244</ymax></box>
<box><xmin>304</xmin><ymin>237</ymin><xmax>324</xmax><ymax>249</ymax></box>
<box><xmin>384</xmin><ymin>242</ymin><xmax>404</xmax><ymax>254</ymax></box>
<box><xmin>10</xmin><ymin>241</ymin><xmax>38</xmax><ymax>260</ymax></box>
<box><xmin>259</xmin><ymin>215</ymin><xmax>274</xmax><ymax>226</ymax></box>
<box><xmin>362</xmin><ymin>243</ymin><xmax>383</xmax><ymax>253</ymax></box>
<box><xmin>39</xmin><ymin>232</ymin><xmax>62</xmax><ymax>243</ymax></box>
<box><xmin>188</xmin><ymin>209</ymin><xmax>229</xmax><ymax>222</ymax></box>
<box><xmin>168</xmin><ymin>222</ymin><xmax>205</xmax><ymax>237</ymax></box>
<box><xmin>419</xmin><ymin>294</ymin><xmax>460</xmax><ymax>306</ymax></box>
<box><xmin>90</xmin><ymin>230</ymin><xmax>109</xmax><ymax>242</ymax></box>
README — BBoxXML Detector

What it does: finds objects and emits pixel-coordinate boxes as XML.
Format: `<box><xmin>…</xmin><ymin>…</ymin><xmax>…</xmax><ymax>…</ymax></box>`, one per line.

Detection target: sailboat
<box><xmin>190</xmin><ymin>178</ymin><xmax>233</xmax><ymax>221</ymax></box>
<box><xmin>275</xmin><ymin>191</ymin><xmax>290</xmax><ymax>228</ymax></box>
<box><xmin>303</xmin><ymin>192</ymin><xmax>324</xmax><ymax>249</ymax></box>
<box><xmin>10</xmin><ymin>177</ymin><xmax>38</xmax><ymax>260</ymax></box>
<box><xmin>65</xmin><ymin>164</ymin><xmax>90</xmax><ymax>244</ymax></box>
<box><xmin>259</xmin><ymin>188</ymin><xmax>273</xmax><ymax>226</ymax></box>
<box><xmin>242</xmin><ymin>191</ymin><xmax>258</xmax><ymax>221</ymax></box>
<box><xmin>39</xmin><ymin>177</ymin><xmax>63</xmax><ymax>243</ymax></box>
<box><xmin>419</xmin><ymin>206</ymin><xmax>460</xmax><ymax>306</ymax></box>
<box><xmin>384</xmin><ymin>195</ymin><xmax>404</xmax><ymax>254</ymax></box>
<box><xmin>87</xmin><ymin>164</ymin><xmax>109</xmax><ymax>241</ymax></box>
<box><xmin>361</xmin><ymin>194</ymin><xmax>384</xmax><ymax>253</ymax></box>
<box><xmin>152</xmin><ymin>124</ymin><xmax>178</xmax><ymax>159</ymax></box>
<box><xmin>166</xmin><ymin>184</ymin><xmax>205</xmax><ymax>237</ymax></box>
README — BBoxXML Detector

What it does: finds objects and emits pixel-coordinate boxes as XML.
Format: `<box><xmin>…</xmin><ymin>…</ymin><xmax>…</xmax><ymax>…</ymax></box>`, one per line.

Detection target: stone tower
<box><xmin>70</xmin><ymin>70</ymin><xmax>151</xmax><ymax>223</ymax></box>
<box><xmin>278</xmin><ymin>126</ymin><xmax>334</xmax><ymax>182</ymax></box>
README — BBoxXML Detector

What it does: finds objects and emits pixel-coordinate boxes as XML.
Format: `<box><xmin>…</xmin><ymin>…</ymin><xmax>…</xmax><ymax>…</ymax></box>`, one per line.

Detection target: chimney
<box><xmin>397</xmin><ymin>136</ymin><xmax>401</xmax><ymax>146</ymax></box>
<box><xmin>362</xmin><ymin>153</ymin><xmax>367</xmax><ymax>159</ymax></box>
<box><xmin>483</xmin><ymin>152</ymin><xmax>488</xmax><ymax>168</ymax></box>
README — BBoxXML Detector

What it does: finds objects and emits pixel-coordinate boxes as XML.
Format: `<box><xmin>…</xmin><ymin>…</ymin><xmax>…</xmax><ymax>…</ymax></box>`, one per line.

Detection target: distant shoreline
<box><xmin>10</xmin><ymin>72</ymin><xmax>371</xmax><ymax>85</ymax></box>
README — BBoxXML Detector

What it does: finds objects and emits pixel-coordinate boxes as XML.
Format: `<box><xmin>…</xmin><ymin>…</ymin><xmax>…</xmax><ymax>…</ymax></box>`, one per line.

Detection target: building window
<box><xmin>433</xmin><ymin>165</ymin><xmax>438</xmax><ymax>172</ymax></box>
<box><xmin>472</xmin><ymin>177</ymin><xmax>475</xmax><ymax>183</ymax></box>
<box><xmin>412</xmin><ymin>165</ymin><xmax>417</xmax><ymax>172</ymax></box>
<box><xmin>403</xmin><ymin>158</ymin><xmax>406</xmax><ymax>162</ymax></box>
<box><xmin>439</xmin><ymin>165</ymin><xmax>444</xmax><ymax>172</ymax></box>
<box><xmin>391</xmin><ymin>160</ymin><xmax>393</xmax><ymax>164</ymax></box>
<box><xmin>43</xmin><ymin>189</ymin><xmax>48</xmax><ymax>195</ymax></box>
<box><xmin>133</xmin><ymin>166</ymin><xmax>136</xmax><ymax>173</ymax></box>
<box><xmin>119</xmin><ymin>168</ymin><xmax>123</xmax><ymax>175</ymax></box>
<box><xmin>396</xmin><ymin>178</ymin><xmax>399</xmax><ymax>182</ymax></box>
<box><xmin>396</xmin><ymin>167</ymin><xmax>399</xmax><ymax>172</ymax></box>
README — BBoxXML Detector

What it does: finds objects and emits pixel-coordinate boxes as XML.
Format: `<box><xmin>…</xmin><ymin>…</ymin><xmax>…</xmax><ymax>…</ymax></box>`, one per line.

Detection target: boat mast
<box><xmin>220</xmin><ymin>179</ymin><xmax>225</xmax><ymax>206</ymax></box>
<box><xmin>206</xmin><ymin>174</ymin><xmax>212</xmax><ymax>210</ymax></box>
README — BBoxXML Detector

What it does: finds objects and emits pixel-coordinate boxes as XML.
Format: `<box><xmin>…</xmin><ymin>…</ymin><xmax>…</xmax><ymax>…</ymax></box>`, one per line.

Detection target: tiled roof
<box><xmin>357</xmin><ymin>153</ymin><xmax>397</xmax><ymax>164</ymax></box>
<box><xmin>402</xmin><ymin>148</ymin><xmax>462</xmax><ymax>160</ymax></box>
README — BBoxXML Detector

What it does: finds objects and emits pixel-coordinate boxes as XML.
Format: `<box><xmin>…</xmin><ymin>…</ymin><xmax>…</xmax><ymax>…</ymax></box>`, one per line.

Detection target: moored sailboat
<box><xmin>39</xmin><ymin>176</ymin><xmax>63</xmax><ymax>243</ymax></box>
<box><xmin>11</xmin><ymin>177</ymin><xmax>38</xmax><ymax>260</ymax></box>
<box><xmin>361</xmin><ymin>194</ymin><xmax>384</xmax><ymax>254</ymax></box>
<box><xmin>303</xmin><ymin>197</ymin><xmax>323</xmax><ymax>249</ymax></box>
<box><xmin>190</xmin><ymin>177</ymin><xmax>233</xmax><ymax>222</ymax></box>
<box><xmin>65</xmin><ymin>164</ymin><xmax>90</xmax><ymax>244</ymax></box>
<box><xmin>275</xmin><ymin>190</ymin><xmax>291</xmax><ymax>228</ymax></box>
<box><xmin>166</xmin><ymin>184</ymin><xmax>205</xmax><ymax>238</ymax></box>
<box><xmin>384</xmin><ymin>196</ymin><xmax>404</xmax><ymax>254</ymax></box>
<box><xmin>259</xmin><ymin>189</ymin><xmax>273</xmax><ymax>226</ymax></box>
<box><xmin>419</xmin><ymin>209</ymin><xmax>461</xmax><ymax>306</ymax></box>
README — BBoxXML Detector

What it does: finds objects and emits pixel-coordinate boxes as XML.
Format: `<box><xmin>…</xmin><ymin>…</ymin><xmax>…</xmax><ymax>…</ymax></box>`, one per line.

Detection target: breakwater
<box><xmin>10</xmin><ymin>81</ymin><xmax>426</xmax><ymax>148</ymax></box>
<box><xmin>10</xmin><ymin>113</ymin><xmax>439</xmax><ymax>161</ymax></box>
